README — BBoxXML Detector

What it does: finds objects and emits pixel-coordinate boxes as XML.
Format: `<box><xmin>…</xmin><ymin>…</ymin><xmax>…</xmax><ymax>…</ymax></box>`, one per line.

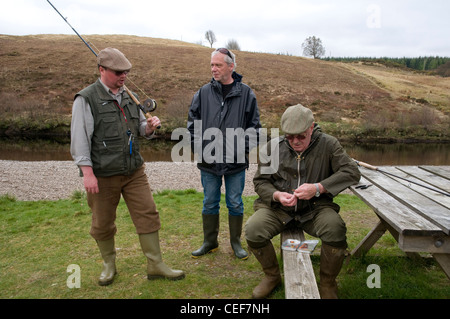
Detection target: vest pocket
<box><xmin>96</xmin><ymin>138</ymin><xmax>125</xmax><ymax>173</ymax></box>
<box><xmin>102</xmin><ymin>117</ymin><xmax>119</xmax><ymax>138</ymax></box>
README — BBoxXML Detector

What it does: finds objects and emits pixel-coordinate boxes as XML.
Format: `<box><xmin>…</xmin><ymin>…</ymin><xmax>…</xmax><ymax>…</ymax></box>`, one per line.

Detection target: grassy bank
<box><xmin>0</xmin><ymin>191</ymin><xmax>448</xmax><ymax>299</ymax></box>
<box><xmin>1</xmin><ymin>35</ymin><xmax>449</xmax><ymax>143</ymax></box>
<box><xmin>1</xmin><ymin>110</ymin><xmax>448</xmax><ymax>144</ymax></box>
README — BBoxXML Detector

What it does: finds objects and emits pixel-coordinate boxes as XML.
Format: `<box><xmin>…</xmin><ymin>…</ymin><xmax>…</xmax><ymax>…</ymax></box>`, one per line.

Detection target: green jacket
<box><xmin>75</xmin><ymin>79</ymin><xmax>144</xmax><ymax>177</ymax></box>
<box><xmin>253</xmin><ymin>124</ymin><xmax>361</xmax><ymax>224</ymax></box>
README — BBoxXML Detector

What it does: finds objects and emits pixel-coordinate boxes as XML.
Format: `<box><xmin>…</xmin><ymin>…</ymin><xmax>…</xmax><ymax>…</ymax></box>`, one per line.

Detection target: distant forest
<box><xmin>322</xmin><ymin>56</ymin><xmax>450</xmax><ymax>76</ymax></box>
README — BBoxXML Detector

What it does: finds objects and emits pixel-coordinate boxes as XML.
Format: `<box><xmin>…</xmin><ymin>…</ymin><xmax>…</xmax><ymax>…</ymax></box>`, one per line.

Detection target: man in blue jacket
<box><xmin>187</xmin><ymin>48</ymin><xmax>261</xmax><ymax>260</ymax></box>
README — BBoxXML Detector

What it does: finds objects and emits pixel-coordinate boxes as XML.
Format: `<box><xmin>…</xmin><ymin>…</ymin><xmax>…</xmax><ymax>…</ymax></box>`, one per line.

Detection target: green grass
<box><xmin>0</xmin><ymin>192</ymin><xmax>448</xmax><ymax>299</ymax></box>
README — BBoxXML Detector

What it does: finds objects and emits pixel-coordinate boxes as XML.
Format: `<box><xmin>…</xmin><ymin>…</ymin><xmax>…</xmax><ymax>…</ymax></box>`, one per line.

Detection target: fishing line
<box><xmin>46</xmin><ymin>0</ymin><xmax>153</xmax><ymax>102</ymax></box>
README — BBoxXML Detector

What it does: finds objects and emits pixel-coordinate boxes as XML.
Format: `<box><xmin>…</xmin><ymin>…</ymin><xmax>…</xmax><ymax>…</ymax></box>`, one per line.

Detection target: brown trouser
<box><xmin>87</xmin><ymin>165</ymin><xmax>161</xmax><ymax>241</ymax></box>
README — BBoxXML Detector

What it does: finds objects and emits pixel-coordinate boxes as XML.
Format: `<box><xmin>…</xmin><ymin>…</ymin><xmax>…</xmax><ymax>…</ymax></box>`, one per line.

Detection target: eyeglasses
<box><xmin>113</xmin><ymin>70</ymin><xmax>130</xmax><ymax>76</ymax></box>
<box><xmin>101</xmin><ymin>66</ymin><xmax>130</xmax><ymax>76</ymax></box>
<box><xmin>285</xmin><ymin>133</ymin><xmax>309</xmax><ymax>141</ymax></box>
<box><xmin>216</xmin><ymin>48</ymin><xmax>233</xmax><ymax>60</ymax></box>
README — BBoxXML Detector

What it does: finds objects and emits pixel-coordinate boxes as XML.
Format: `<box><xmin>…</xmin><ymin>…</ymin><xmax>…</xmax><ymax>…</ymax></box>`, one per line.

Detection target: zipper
<box><xmin>295</xmin><ymin>153</ymin><xmax>302</xmax><ymax>212</ymax></box>
<box><xmin>219</xmin><ymin>100</ymin><xmax>225</xmax><ymax>123</ymax></box>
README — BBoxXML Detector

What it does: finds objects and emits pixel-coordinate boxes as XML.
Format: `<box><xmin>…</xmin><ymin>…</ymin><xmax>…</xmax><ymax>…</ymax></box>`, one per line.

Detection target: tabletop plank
<box><xmin>359</xmin><ymin>167</ymin><xmax>450</xmax><ymax>234</ymax></box>
<box><xmin>420</xmin><ymin>166</ymin><xmax>450</xmax><ymax>180</ymax></box>
<box><xmin>351</xmin><ymin>177</ymin><xmax>443</xmax><ymax>236</ymax></box>
<box><xmin>393</xmin><ymin>166</ymin><xmax>450</xmax><ymax>209</ymax></box>
<box><xmin>397</xmin><ymin>166</ymin><xmax>450</xmax><ymax>193</ymax></box>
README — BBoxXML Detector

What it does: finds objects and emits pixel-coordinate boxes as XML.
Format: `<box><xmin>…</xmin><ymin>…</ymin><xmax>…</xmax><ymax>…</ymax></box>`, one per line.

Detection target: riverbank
<box><xmin>2</xmin><ymin>34</ymin><xmax>449</xmax><ymax>149</ymax></box>
<box><xmin>2</xmin><ymin>127</ymin><xmax>450</xmax><ymax>145</ymax></box>
<box><xmin>0</xmin><ymin>160</ymin><xmax>259</xmax><ymax>201</ymax></box>
<box><xmin>1</xmin><ymin>138</ymin><xmax>449</xmax><ymax>165</ymax></box>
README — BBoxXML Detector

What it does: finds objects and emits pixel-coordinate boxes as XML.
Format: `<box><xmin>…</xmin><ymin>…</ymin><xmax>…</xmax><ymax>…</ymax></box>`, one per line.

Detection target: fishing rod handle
<box><xmin>124</xmin><ymin>86</ymin><xmax>161</xmax><ymax>129</ymax></box>
<box><xmin>354</xmin><ymin>159</ymin><xmax>379</xmax><ymax>171</ymax></box>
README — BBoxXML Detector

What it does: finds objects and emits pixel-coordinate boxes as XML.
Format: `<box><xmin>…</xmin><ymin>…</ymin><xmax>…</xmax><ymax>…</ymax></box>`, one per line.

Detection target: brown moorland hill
<box><xmin>0</xmin><ymin>34</ymin><xmax>448</xmax><ymax>141</ymax></box>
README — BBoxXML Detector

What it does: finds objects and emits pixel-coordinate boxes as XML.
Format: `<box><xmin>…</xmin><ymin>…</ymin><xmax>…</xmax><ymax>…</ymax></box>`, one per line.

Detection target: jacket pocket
<box><xmin>102</xmin><ymin>117</ymin><xmax>119</xmax><ymax>138</ymax></box>
<box><xmin>97</xmin><ymin>138</ymin><xmax>125</xmax><ymax>173</ymax></box>
<box><xmin>273</xmin><ymin>178</ymin><xmax>291</xmax><ymax>193</ymax></box>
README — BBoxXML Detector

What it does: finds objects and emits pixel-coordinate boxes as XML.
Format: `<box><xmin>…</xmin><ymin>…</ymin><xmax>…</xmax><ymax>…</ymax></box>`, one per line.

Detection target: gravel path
<box><xmin>0</xmin><ymin>160</ymin><xmax>258</xmax><ymax>201</ymax></box>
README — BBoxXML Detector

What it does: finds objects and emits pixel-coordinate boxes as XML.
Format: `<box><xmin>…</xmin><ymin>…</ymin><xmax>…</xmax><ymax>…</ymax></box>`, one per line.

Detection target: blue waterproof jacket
<box><xmin>188</xmin><ymin>72</ymin><xmax>261</xmax><ymax>176</ymax></box>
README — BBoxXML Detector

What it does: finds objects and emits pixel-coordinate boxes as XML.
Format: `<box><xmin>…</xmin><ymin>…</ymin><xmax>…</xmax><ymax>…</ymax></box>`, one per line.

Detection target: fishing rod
<box><xmin>354</xmin><ymin>159</ymin><xmax>450</xmax><ymax>197</ymax></box>
<box><xmin>46</xmin><ymin>0</ymin><xmax>160</xmax><ymax>128</ymax></box>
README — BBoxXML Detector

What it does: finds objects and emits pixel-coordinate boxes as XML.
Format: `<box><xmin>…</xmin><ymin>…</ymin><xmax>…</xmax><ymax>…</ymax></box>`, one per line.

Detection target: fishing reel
<box><xmin>142</xmin><ymin>98</ymin><xmax>157</xmax><ymax>114</ymax></box>
<box><xmin>140</xmin><ymin>98</ymin><xmax>161</xmax><ymax>129</ymax></box>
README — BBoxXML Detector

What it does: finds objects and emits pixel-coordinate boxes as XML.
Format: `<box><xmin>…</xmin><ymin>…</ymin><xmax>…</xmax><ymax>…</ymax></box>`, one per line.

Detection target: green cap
<box><xmin>281</xmin><ymin>104</ymin><xmax>314</xmax><ymax>134</ymax></box>
<box><xmin>97</xmin><ymin>47</ymin><xmax>132</xmax><ymax>71</ymax></box>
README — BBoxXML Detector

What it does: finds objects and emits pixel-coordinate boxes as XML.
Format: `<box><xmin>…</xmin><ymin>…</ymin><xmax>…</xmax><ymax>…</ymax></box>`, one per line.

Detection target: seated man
<box><xmin>245</xmin><ymin>104</ymin><xmax>360</xmax><ymax>299</ymax></box>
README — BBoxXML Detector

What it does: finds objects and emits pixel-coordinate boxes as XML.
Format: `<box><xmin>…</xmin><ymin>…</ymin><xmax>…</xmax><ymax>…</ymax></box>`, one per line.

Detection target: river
<box><xmin>0</xmin><ymin>141</ymin><xmax>449</xmax><ymax>165</ymax></box>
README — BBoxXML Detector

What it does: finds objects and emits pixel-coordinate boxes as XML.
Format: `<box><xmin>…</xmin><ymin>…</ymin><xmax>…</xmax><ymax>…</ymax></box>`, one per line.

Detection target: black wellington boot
<box><xmin>191</xmin><ymin>214</ymin><xmax>220</xmax><ymax>258</ymax></box>
<box><xmin>229</xmin><ymin>215</ymin><xmax>248</xmax><ymax>260</ymax></box>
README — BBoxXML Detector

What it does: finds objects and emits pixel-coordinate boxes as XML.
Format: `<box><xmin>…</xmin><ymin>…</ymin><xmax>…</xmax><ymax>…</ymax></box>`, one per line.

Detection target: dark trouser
<box><xmin>245</xmin><ymin>206</ymin><xmax>347</xmax><ymax>248</ymax></box>
<box><xmin>87</xmin><ymin>165</ymin><xmax>161</xmax><ymax>241</ymax></box>
<box><xmin>245</xmin><ymin>206</ymin><xmax>348</xmax><ymax>299</ymax></box>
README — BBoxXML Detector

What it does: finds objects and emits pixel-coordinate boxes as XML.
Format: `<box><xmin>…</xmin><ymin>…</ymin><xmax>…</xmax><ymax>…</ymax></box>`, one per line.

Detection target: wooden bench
<box><xmin>281</xmin><ymin>228</ymin><xmax>320</xmax><ymax>299</ymax></box>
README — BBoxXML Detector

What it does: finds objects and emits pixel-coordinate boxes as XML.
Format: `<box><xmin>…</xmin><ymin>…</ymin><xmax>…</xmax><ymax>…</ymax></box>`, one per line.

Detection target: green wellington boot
<box><xmin>248</xmin><ymin>241</ymin><xmax>282</xmax><ymax>298</ymax></box>
<box><xmin>319</xmin><ymin>243</ymin><xmax>346</xmax><ymax>299</ymax></box>
<box><xmin>139</xmin><ymin>232</ymin><xmax>185</xmax><ymax>281</ymax></box>
<box><xmin>96</xmin><ymin>238</ymin><xmax>117</xmax><ymax>286</ymax></box>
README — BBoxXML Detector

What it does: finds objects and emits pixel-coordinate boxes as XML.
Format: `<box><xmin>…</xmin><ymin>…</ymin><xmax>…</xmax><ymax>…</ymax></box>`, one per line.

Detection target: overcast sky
<box><xmin>1</xmin><ymin>0</ymin><xmax>449</xmax><ymax>58</ymax></box>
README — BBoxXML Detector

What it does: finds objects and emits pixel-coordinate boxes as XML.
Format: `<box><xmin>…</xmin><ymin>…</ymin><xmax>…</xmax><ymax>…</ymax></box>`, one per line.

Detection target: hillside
<box><xmin>0</xmin><ymin>34</ymin><xmax>449</xmax><ymax>142</ymax></box>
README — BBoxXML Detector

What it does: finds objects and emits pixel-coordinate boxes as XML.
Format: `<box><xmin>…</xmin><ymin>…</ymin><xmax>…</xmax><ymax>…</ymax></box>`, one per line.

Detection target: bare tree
<box><xmin>205</xmin><ymin>30</ymin><xmax>216</xmax><ymax>48</ymax></box>
<box><xmin>301</xmin><ymin>36</ymin><xmax>325</xmax><ymax>59</ymax></box>
<box><xmin>225</xmin><ymin>39</ymin><xmax>241</xmax><ymax>51</ymax></box>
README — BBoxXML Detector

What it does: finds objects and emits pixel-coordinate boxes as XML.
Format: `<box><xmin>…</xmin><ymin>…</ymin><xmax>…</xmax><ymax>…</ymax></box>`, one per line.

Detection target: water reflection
<box><xmin>344</xmin><ymin>143</ymin><xmax>450</xmax><ymax>166</ymax></box>
<box><xmin>0</xmin><ymin>141</ymin><xmax>449</xmax><ymax>165</ymax></box>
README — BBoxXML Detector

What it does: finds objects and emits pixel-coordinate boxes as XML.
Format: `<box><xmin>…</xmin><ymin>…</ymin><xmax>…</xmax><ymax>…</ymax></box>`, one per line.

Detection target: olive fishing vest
<box><xmin>76</xmin><ymin>79</ymin><xmax>144</xmax><ymax>177</ymax></box>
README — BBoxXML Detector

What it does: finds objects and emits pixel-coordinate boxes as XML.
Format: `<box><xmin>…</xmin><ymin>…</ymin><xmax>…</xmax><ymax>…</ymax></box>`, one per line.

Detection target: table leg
<box><xmin>351</xmin><ymin>220</ymin><xmax>387</xmax><ymax>257</ymax></box>
<box><xmin>433</xmin><ymin>254</ymin><xmax>450</xmax><ymax>280</ymax></box>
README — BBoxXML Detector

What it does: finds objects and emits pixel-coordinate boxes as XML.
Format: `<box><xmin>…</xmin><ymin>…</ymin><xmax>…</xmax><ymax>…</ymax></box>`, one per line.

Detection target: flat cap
<box><xmin>281</xmin><ymin>104</ymin><xmax>314</xmax><ymax>135</ymax></box>
<box><xmin>97</xmin><ymin>47</ymin><xmax>132</xmax><ymax>71</ymax></box>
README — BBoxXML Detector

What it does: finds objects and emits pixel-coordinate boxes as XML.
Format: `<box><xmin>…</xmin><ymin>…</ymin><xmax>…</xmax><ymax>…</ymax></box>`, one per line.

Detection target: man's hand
<box><xmin>145</xmin><ymin>116</ymin><xmax>161</xmax><ymax>136</ymax></box>
<box><xmin>294</xmin><ymin>183</ymin><xmax>323</xmax><ymax>200</ymax></box>
<box><xmin>273</xmin><ymin>191</ymin><xmax>298</xmax><ymax>207</ymax></box>
<box><xmin>80</xmin><ymin>166</ymin><xmax>99</xmax><ymax>194</ymax></box>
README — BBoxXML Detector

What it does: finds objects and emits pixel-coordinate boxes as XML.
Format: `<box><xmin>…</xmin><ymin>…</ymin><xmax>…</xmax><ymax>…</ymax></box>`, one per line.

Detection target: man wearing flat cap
<box><xmin>71</xmin><ymin>47</ymin><xmax>184</xmax><ymax>286</ymax></box>
<box><xmin>245</xmin><ymin>104</ymin><xmax>360</xmax><ymax>299</ymax></box>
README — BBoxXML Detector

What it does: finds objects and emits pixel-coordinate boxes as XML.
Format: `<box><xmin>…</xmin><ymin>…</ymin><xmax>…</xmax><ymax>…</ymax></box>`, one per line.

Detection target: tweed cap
<box><xmin>281</xmin><ymin>104</ymin><xmax>314</xmax><ymax>135</ymax></box>
<box><xmin>97</xmin><ymin>47</ymin><xmax>132</xmax><ymax>71</ymax></box>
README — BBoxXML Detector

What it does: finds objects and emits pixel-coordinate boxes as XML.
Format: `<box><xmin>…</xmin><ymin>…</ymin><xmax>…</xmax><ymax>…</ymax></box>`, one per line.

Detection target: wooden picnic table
<box><xmin>349</xmin><ymin>165</ymin><xmax>450</xmax><ymax>279</ymax></box>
